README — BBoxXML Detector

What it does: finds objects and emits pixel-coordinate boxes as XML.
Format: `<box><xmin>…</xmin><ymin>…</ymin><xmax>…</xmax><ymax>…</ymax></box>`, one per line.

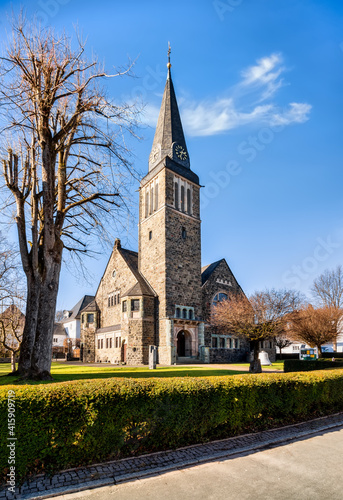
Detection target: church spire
<box><xmin>148</xmin><ymin>45</ymin><xmax>190</xmax><ymax>171</ymax></box>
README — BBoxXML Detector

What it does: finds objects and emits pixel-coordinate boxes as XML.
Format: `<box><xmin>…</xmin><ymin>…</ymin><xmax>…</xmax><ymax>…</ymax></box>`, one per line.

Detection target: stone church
<box><xmin>80</xmin><ymin>58</ymin><xmax>270</xmax><ymax>365</ymax></box>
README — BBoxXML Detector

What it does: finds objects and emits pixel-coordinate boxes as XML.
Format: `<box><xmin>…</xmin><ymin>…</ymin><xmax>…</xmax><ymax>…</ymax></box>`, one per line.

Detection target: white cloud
<box><xmin>240</xmin><ymin>53</ymin><xmax>285</xmax><ymax>100</ymax></box>
<box><xmin>141</xmin><ymin>53</ymin><xmax>312</xmax><ymax>137</ymax></box>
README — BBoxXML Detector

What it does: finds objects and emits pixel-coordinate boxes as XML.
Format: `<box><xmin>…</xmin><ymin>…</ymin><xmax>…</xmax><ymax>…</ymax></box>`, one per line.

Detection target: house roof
<box><xmin>80</xmin><ymin>299</ymin><xmax>99</xmax><ymax>313</ymax></box>
<box><xmin>97</xmin><ymin>324</ymin><xmax>121</xmax><ymax>334</ymax></box>
<box><xmin>201</xmin><ymin>258</ymin><xmax>245</xmax><ymax>296</ymax></box>
<box><xmin>119</xmin><ymin>248</ymin><xmax>155</xmax><ymax>298</ymax></box>
<box><xmin>201</xmin><ymin>259</ymin><xmax>223</xmax><ymax>286</ymax></box>
<box><xmin>53</xmin><ymin>323</ymin><xmax>67</xmax><ymax>336</ymax></box>
<box><xmin>61</xmin><ymin>295</ymin><xmax>95</xmax><ymax>322</ymax></box>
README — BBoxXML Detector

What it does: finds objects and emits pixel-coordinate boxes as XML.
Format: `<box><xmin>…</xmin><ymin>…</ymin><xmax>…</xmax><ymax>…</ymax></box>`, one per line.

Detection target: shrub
<box><xmin>1</xmin><ymin>371</ymin><xmax>343</xmax><ymax>483</ymax></box>
<box><xmin>284</xmin><ymin>359</ymin><xmax>343</xmax><ymax>372</ymax></box>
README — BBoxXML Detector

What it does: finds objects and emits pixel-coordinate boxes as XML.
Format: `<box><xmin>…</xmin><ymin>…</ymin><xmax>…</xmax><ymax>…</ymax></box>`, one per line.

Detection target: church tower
<box><xmin>138</xmin><ymin>49</ymin><xmax>204</xmax><ymax>364</ymax></box>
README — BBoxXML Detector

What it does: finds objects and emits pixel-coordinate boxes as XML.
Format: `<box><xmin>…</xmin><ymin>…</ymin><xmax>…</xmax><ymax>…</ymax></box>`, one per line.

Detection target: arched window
<box><xmin>187</xmin><ymin>188</ymin><xmax>191</xmax><ymax>214</ymax></box>
<box><xmin>145</xmin><ymin>190</ymin><xmax>149</xmax><ymax>218</ymax></box>
<box><xmin>212</xmin><ymin>293</ymin><xmax>228</xmax><ymax>306</ymax></box>
<box><xmin>176</xmin><ymin>307</ymin><xmax>181</xmax><ymax>318</ymax></box>
<box><xmin>155</xmin><ymin>182</ymin><xmax>159</xmax><ymax>210</ymax></box>
<box><xmin>182</xmin><ymin>309</ymin><xmax>187</xmax><ymax>319</ymax></box>
<box><xmin>189</xmin><ymin>309</ymin><xmax>193</xmax><ymax>320</ymax></box>
<box><xmin>182</xmin><ymin>227</ymin><xmax>187</xmax><ymax>239</ymax></box>
<box><xmin>150</xmin><ymin>186</ymin><xmax>154</xmax><ymax>214</ymax></box>
<box><xmin>174</xmin><ymin>182</ymin><xmax>179</xmax><ymax>209</ymax></box>
<box><xmin>181</xmin><ymin>186</ymin><xmax>185</xmax><ymax>212</ymax></box>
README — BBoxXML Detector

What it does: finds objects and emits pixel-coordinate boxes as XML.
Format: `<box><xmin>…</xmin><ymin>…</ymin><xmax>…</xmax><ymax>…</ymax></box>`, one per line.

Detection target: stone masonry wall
<box><xmin>139</xmin><ymin>167</ymin><xmax>202</xmax><ymax>365</ymax></box>
<box><xmin>202</xmin><ymin>260</ymin><xmax>243</xmax><ymax>346</ymax></box>
<box><xmin>97</xmin><ymin>242</ymin><xmax>137</xmax><ymax>329</ymax></box>
<box><xmin>209</xmin><ymin>348</ymin><xmax>247</xmax><ymax>363</ymax></box>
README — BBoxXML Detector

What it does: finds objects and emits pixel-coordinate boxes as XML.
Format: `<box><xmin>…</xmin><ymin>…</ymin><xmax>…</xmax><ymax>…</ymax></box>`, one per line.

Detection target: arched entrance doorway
<box><xmin>177</xmin><ymin>330</ymin><xmax>192</xmax><ymax>357</ymax></box>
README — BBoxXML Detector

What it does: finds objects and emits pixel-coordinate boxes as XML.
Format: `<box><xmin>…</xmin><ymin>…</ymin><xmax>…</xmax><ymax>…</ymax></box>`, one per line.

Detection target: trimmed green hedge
<box><xmin>284</xmin><ymin>359</ymin><xmax>343</xmax><ymax>372</ymax></box>
<box><xmin>1</xmin><ymin>371</ymin><xmax>343</xmax><ymax>483</ymax></box>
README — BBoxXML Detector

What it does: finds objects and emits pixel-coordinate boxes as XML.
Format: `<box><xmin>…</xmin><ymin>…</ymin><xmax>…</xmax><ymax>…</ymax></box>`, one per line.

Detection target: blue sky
<box><xmin>0</xmin><ymin>0</ymin><xmax>342</xmax><ymax>311</ymax></box>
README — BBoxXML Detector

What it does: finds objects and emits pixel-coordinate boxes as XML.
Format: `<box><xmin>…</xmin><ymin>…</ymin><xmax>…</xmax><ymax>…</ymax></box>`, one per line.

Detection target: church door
<box><xmin>177</xmin><ymin>331</ymin><xmax>186</xmax><ymax>357</ymax></box>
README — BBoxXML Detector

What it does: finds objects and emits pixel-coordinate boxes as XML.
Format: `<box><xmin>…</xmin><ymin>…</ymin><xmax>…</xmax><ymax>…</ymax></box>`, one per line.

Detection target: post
<box><xmin>149</xmin><ymin>345</ymin><xmax>157</xmax><ymax>369</ymax></box>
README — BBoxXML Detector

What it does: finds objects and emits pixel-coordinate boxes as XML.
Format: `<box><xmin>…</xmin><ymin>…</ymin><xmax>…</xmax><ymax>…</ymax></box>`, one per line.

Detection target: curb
<box><xmin>2</xmin><ymin>412</ymin><xmax>343</xmax><ymax>500</ymax></box>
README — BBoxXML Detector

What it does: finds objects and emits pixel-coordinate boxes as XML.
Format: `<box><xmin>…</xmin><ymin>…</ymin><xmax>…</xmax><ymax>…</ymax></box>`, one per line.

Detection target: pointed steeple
<box><xmin>149</xmin><ymin>46</ymin><xmax>190</xmax><ymax>171</ymax></box>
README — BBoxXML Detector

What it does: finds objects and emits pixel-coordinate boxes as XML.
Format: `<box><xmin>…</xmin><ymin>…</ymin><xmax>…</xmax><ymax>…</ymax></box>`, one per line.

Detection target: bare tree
<box><xmin>0</xmin><ymin>18</ymin><xmax>139</xmax><ymax>379</ymax></box>
<box><xmin>274</xmin><ymin>335</ymin><xmax>292</xmax><ymax>359</ymax></box>
<box><xmin>0</xmin><ymin>233</ymin><xmax>19</xmax><ymax>303</ymax></box>
<box><xmin>311</xmin><ymin>266</ymin><xmax>343</xmax><ymax>350</ymax></box>
<box><xmin>0</xmin><ymin>303</ymin><xmax>25</xmax><ymax>372</ymax></box>
<box><xmin>211</xmin><ymin>289</ymin><xmax>304</xmax><ymax>373</ymax></box>
<box><xmin>311</xmin><ymin>266</ymin><xmax>343</xmax><ymax>308</ymax></box>
<box><xmin>288</xmin><ymin>305</ymin><xmax>342</xmax><ymax>355</ymax></box>
<box><xmin>55</xmin><ymin>310</ymin><xmax>64</xmax><ymax>322</ymax></box>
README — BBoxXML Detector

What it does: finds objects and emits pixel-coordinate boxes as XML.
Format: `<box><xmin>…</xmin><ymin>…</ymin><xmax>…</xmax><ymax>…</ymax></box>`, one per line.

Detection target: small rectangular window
<box><xmin>111</xmin><ymin>295</ymin><xmax>114</xmax><ymax>307</ymax></box>
<box><xmin>97</xmin><ymin>339</ymin><xmax>100</xmax><ymax>349</ymax></box>
<box><xmin>122</xmin><ymin>301</ymin><xmax>127</xmax><ymax>312</ymax></box>
<box><xmin>108</xmin><ymin>297</ymin><xmax>111</xmax><ymax>307</ymax></box>
<box><xmin>115</xmin><ymin>337</ymin><xmax>119</xmax><ymax>348</ymax></box>
<box><xmin>100</xmin><ymin>339</ymin><xmax>103</xmax><ymax>349</ymax></box>
<box><xmin>106</xmin><ymin>338</ymin><xmax>108</xmax><ymax>349</ymax></box>
<box><xmin>114</xmin><ymin>294</ymin><xmax>117</xmax><ymax>305</ymax></box>
<box><xmin>219</xmin><ymin>337</ymin><xmax>225</xmax><ymax>348</ymax></box>
<box><xmin>131</xmin><ymin>299</ymin><xmax>140</xmax><ymax>311</ymax></box>
<box><xmin>87</xmin><ymin>314</ymin><xmax>94</xmax><ymax>323</ymax></box>
<box><xmin>212</xmin><ymin>337</ymin><xmax>218</xmax><ymax>348</ymax></box>
<box><xmin>149</xmin><ymin>230</ymin><xmax>152</xmax><ymax>240</ymax></box>
<box><xmin>110</xmin><ymin>338</ymin><xmax>112</xmax><ymax>348</ymax></box>
<box><xmin>235</xmin><ymin>339</ymin><xmax>239</xmax><ymax>349</ymax></box>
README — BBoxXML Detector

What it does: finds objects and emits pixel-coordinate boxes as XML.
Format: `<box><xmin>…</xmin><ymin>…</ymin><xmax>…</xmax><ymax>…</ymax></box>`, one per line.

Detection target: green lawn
<box><xmin>0</xmin><ymin>361</ymin><xmax>252</xmax><ymax>386</ymax></box>
<box><xmin>236</xmin><ymin>361</ymin><xmax>284</xmax><ymax>371</ymax></box>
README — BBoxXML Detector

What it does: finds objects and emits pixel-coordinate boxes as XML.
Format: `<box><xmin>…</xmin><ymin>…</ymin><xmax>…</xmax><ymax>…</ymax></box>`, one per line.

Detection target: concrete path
<box><xmin>51</xmin><ymin>424</ymin><xmax>343</xmax><ymax>500</ymax></box>
<box><xmin>4</xmin><ymin>412</ymin><xmax>342</xmax><ymax>500</ymax></box>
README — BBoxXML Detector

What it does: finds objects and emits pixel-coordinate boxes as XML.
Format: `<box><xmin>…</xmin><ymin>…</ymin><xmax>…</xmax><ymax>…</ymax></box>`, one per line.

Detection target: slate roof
<box><xmin>80</xmin><ymin>299</ymin><xmax>99</xmax><ymax>313</ymax></box>
<box><xmin>201</xmin><ymin>259</ymin><xmax>224</xmax><ymax>286</ymax></box>
<box><xmin>97</xmin><ymin>324</ymin><xmax>121</xmax><ymax>334</ymax></box>
<box><xmin>119</xmin><ymin>248</ymin><xmax>155</xmax><ymax>298</ymax></box>
<box><xmin>53</xmin><ymin>323</ymin><xmax>67</xmax><ymax>336</ymax></box>
<box><xmin>150</xmin><ymin>67</ymin><xmax>189</xmax><ymax>169</ymax></box>
<box><xmin>62</xmin><ymin>295</ymin><xmax>95</xmax><ymax>322</ymax></box>
<box><xmin>141</xmin><ymin>65</ymin><xmax>200</xmax><ymax>187</ymax></box>
<box><xmin>201</xmin><ymin>258</ymin><xmax>245</xmax><ymax>296</ymax></box>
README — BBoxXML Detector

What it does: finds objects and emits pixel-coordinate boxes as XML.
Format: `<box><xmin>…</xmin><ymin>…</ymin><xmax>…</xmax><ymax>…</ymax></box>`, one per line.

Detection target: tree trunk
<box><xmin>15</xmin><ymin>278</ymin><xmax>41</xmax><ymax>377</ymax></box>
<box><xmin>30</xmin><ymin>259</ymin><xmax>61</xmax><ymax>380</ymax></box>
<box><xmin>11</xmin><ymin>351</ymin><xmax>16</xmax><ymax>373</ymax></box>
<box><xmin>279</xmin><ymin>348</ymin><xmax>283</xmax><ymax>360</ymax></box>
<box><xmin>249</xmin><ymin>340</ymin><xmax>262</xmax><ymax>373</ymax></box>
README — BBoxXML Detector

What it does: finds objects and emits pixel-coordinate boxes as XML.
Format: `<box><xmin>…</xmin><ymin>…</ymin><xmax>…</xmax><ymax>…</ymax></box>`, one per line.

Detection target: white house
<box><xmin>61</xmin><ymin>295</ymin><xmax>95</xmax><ymax>340</ymax></box>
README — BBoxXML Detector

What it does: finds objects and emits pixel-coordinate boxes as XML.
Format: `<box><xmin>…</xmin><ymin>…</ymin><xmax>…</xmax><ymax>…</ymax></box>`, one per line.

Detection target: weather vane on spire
<box><xmin>167</xmin><ymin>42</ymin><xmax>171</xmax><ymax>69</ymax></box>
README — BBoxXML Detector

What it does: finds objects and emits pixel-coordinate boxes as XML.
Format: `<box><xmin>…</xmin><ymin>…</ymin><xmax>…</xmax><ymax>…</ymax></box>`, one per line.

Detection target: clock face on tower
<box><xmin>175</xmin><ymin>144</ymin><xmax>188</xmax><ymax>161</ymax></box>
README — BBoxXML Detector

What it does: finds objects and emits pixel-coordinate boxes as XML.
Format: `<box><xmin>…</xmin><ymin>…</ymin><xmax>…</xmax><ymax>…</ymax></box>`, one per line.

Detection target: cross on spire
<box><xmin>167</xmin><ymin>42</ymin><xmax>171</xmax><ymax>68</ymax></box>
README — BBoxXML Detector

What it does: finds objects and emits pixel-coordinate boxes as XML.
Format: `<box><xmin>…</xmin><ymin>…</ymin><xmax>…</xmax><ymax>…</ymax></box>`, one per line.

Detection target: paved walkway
<box><xmin>2</xmin><ymin>412</ymin><xmax>342</xmax><ymax>500</ymax></box>
<box><xmin>56</xmin><ymin>424</ymin><xmax>343</xmax><ymax>500</ymax></box>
